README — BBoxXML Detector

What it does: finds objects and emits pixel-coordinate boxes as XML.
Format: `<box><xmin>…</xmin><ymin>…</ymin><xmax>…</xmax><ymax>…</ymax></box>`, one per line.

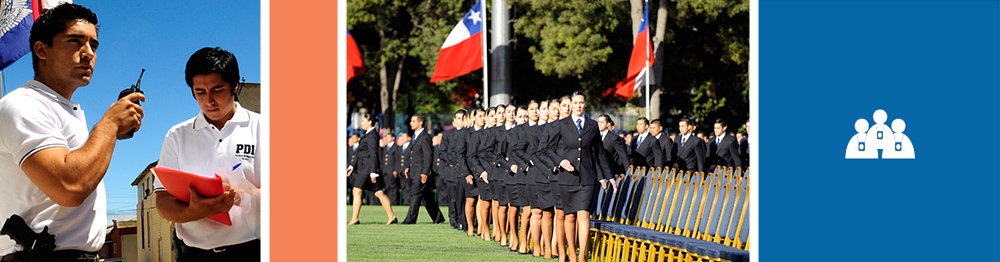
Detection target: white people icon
<box><xmin>846</xmin><ymin>109</ymin><xmax>914</xmax><ymax>159</ymax></box>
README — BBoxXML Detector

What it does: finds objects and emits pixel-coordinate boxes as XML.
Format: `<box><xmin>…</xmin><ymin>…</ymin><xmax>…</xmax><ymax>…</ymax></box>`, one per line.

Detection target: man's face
<box><xmin>37</xmin><ymin>20</ymin><xmax>99</xmax><ymax>90</ymax></box>
<box><xmin>636</xmin><ymin>120</ymin><xmax>648</xmax><ymax>134</ymax></box>
<box><xmin>528</xmin><ymin>103</ymin><xmax>539</xmax><ymax>122</ymax></box>
<box><xmin>714</xmin><ymin>123</ymin><xmax>726</xmax><ymax>137</ymax></box>
<box><xmin>515</xmin><ymin>109</ymin><xmax>527</xmax><ymax>125</ymax></box>
<box><xmin>678</xmin><ymin>121</ymin><xmax>689</xmax><ymax>135</ymax></box>
<box><xmin>453</xmin><ymin>114</ymin><xmax>465</xmax><ymax>128</ymax></box>
<box><xmin>571</xmin><ymin>95</ymin><xmax>586</xmax><ymax>116</ymax></box>
<box><xmin>649</xmin><ymin>123</ymin><xmax>662</xmax><ymax>136</ymax></box>
<box><xmin>410</xmin><ymin>116</ymin><xmax>422</xmax><ymax>131</ymax></box>
<box><xmin>598</xmin><ymin>116</ymin><xmax>609</xmax><ymax>132</ymax></box>
<box><xmin>192</xmin><ymin>72</ymin><xmax>237</xmax><ymax>127</ymax></box>
<box><xmin>349</xmin><ymin>135</ymin><xmax>359</xmax><ymax>145</ymax></box>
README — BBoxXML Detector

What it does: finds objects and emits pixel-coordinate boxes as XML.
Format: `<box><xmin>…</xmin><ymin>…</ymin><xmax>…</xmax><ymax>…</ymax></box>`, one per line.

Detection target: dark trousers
<box><xmin>400</xmin><ymin>174</ymin><xmax>411</xmax><ymax>205</ymax></box>
<box><xmin>384</xmin><ymin>173</ymin><xmax>400</xmax><ymax>205</ymax></box>
<box><xmin>175</xmin><ymin>238</ymin><xmax>260</xmax><ymax>262</ymax></box>
<box><xmin>444</xmin><ymin>178</ymin><xmax>458</xmax><ymax>226</ymax></box>
<box><xmin>402</xmin><ymin>177</ymin><xmax>444</xmax><ymax>224</ymax></box>
<box><xmin>452</xmin><ymin>173</ymin><xmax>467</xmax><ymax>228</ymax></box>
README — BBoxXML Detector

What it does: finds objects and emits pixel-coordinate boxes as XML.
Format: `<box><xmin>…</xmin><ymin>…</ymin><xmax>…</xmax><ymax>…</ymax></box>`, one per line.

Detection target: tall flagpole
<box><xmin>481</xmin><ymin>0</ymin><xmax>489</xmax><ymax>107</ymax></box>
<box><xmin>644</xmin><ymin>0</ymin><xmax>651</xmax><ymax>119</ymax></box>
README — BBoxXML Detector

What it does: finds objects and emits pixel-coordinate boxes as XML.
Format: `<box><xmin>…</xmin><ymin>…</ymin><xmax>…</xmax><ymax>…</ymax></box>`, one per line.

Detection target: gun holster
<box><xmin>0</xmin><ymin>215</ymin><xmax>56</xmax><ymax>262</ymax></box>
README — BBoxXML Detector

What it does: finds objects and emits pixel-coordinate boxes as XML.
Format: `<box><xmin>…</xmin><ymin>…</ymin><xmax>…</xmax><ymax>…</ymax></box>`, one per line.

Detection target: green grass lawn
<box><xmin>347</xmin><ymin>205</ymin><xmax>553</xmax><ymax>261</ymax></box>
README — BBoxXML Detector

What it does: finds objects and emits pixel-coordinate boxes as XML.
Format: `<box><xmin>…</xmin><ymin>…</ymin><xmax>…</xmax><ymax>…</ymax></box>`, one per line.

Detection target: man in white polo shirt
<box><xmin>153</xmin><ymin>47</ymin><xmax>261</xmax><ymax>261</ymax></box>
<box><xmin>0</xmin><ymin>3</ymin><xmax>145</xmax><ymax>261</ymax></box>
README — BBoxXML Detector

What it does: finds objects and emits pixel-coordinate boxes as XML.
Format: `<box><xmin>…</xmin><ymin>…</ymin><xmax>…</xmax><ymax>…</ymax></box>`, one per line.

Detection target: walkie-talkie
<box><xmin>116</xmin><ymin>68</ymin><xmax>145</xmax><ymax>140</ymax></box>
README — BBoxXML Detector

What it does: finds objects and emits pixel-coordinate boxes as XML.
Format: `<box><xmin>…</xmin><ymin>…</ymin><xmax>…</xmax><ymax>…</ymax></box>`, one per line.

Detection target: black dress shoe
<box><xmin>388</xmin><ymin>218</ymin><xmax>398</xmax><ymax>225</ymax></box>
<box><xmin>348</xmin><ymin>220</ymin><xmax>360</xmax><ymax>225</ymax></box>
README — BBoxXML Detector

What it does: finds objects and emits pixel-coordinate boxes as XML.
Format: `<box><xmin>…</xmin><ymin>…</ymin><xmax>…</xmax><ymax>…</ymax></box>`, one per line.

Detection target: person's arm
<box><xmin>156</xmin><ymin>188</ymin><xmax>236</xmax><ymax>223</ymax></box>
<box><xmin>613</xmin><ymin>137</ymin><xmax>631</xmax><ymax>172</ymax></box>
<box><xmin>20</xmin><ymin>93</ymin><xmax>144</xmax><ymax>207</ymax></box>
<box><xmin>728</xmin><ymin>139</ymin><xmax>743</xmax><ymax>168</ymax></box>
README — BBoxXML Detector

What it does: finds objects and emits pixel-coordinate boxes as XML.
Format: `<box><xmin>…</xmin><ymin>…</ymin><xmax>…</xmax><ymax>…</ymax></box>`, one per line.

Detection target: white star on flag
<box><xmin>468</xmin><ymin>10</ymin><xmax>482</xmax><ymax>24</ymax></box>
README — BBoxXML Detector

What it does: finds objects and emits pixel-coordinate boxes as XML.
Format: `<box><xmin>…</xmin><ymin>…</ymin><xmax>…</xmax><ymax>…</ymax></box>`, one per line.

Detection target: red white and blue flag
<box><xmin>430</xmin><ymin>0</ymin><xmax>483</xmax><ymax>83</ymax></box>
<box><xmin>346</xmin><ymin>28</ymin><xmax>364</xmax><ymax>82</ymax></box>
<box><xmin>1</xmin><ymin>0</ymin><xmax>70</xmax><ymax>71</ymax></box>
<box><xmin>614</xmin><ymin>1</ymin><xmax>654</xmax><ymax>99</ymax></box>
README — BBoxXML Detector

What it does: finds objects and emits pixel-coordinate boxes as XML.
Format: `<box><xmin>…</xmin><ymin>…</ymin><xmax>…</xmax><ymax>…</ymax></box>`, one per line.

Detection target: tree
<box><xmin>347</xmin><ymin>0</ymin><xmax>414</xmax><ymax>129</ymax></box>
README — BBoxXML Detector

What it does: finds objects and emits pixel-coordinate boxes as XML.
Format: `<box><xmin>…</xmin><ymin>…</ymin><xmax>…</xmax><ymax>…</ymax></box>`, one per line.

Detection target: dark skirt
<box><xmin>560</xmin><ymin>184</ymin><xmax>596</xmax><ymax>214</ymax></box>
<box><xmin>535</xmin><ymin>180</ymin><xmax>555</xmax><ymax>210</ymax></box>
<box><xmin>350</xmin><ymin>172</ymin><xmax>383</xmax><ymax>191</ymax></box>
<box><xmin>495</xmin><ymin>182</ymin><xmax>509</xmax><ymax>205</ymax></box>
<box><xmin>515</xmin><ymin>183</ymin><xmax>529</xmax><ymax>207</ymax></box>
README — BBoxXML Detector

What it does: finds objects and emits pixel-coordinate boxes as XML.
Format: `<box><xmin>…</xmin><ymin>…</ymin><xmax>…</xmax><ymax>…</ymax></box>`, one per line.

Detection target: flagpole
<box><xmin>481</xmin><ymin>0</ymin><xmax>489</xmax><ymax>108</ymax></box>
<box><xmin>644</xmin><ymin>0</ymin><xmax>650</xmax><ymax>119</ymax></box>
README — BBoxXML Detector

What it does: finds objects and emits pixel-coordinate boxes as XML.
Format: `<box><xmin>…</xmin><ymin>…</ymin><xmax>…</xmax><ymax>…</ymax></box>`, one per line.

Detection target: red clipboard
<box><xmin>151</xmin><ymin>166</ymin><xmax>233</xmax><ymax>226</ymax></box>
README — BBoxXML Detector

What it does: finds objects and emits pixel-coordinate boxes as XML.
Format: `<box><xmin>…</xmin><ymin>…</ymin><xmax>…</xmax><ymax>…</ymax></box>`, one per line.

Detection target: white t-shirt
<box><xmin>153</xmin><ymin>103</ymin><xmax>261</xmax><ymax>249</ymax></box>
<box><xmin>0</xmin><ymin>80</ymin><xmax>106</xmax><ymax>254</ymax></box>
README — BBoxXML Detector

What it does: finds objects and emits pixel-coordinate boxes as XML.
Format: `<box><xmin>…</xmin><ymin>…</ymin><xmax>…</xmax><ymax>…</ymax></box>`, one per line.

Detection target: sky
<box><xmin>0</xmin><ymin>0</ymin><xmax>261</xmax><ymax>225</ymax></box>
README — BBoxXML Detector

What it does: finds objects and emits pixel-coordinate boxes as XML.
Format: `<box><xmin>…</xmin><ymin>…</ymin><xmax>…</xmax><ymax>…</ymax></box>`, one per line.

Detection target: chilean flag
<box><xmin>1</xmin><ymin>0</ymin><xmax>71</xmax><ymax>71</ymax></box>
<box><xmin>346</xmin><ymin>29</ymin><xmax>364</xmax><ymax>81</ymax></box>
<box><xmin>614</xmin><ymin>1</ymin><xmax>654</xmax><ymax>99</ymax></box>
<box><xmin>430</xmin><ymin>0</ymin><xmax>483</xmax><ymax>83</ymax></box>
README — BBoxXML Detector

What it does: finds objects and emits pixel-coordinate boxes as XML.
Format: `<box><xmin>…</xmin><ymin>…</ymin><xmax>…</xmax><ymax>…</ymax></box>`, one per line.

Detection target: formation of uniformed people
<box><xmin>347</xmin><ymin>91</ymin><xmax>749</xmax><ymax>262</ymax></box>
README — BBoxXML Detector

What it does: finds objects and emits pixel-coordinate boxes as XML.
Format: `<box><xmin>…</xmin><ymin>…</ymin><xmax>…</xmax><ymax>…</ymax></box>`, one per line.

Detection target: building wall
<box><xmin>122</xmin><ymin>234</ymin><xmax>138</xmax><ymax>262</ymax></box>
<box><xmin>133</xmin><ymin>165</ymin><xmax>176</xmax><ymax>262</ymax></box>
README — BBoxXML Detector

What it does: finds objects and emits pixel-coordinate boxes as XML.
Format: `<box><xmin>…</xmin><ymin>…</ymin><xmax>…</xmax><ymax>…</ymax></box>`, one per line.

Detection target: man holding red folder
<box><xmin>152</xmin><ymin>47</ymin><xmax>261</xmax><ymax>261</ymax></box>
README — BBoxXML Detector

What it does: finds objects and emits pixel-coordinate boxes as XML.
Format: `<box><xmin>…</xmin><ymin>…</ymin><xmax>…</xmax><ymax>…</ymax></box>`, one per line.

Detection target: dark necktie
<box><xmin>576</xmin><ymin>118</ymin><xmax>582</xmax><ymax>134</ymax></box>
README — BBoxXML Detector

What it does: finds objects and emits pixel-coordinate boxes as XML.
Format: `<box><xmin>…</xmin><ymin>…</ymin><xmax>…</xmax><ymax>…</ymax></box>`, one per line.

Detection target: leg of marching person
<box><xmin>350</xmin><ymin>187</ymin><xmax>364</xmax><ymax>224</ymax></box>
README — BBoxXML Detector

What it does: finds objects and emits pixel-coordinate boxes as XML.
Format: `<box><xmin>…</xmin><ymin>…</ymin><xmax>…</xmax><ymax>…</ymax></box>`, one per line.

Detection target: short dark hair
<box><xmin>455</xmin><ymin>109</ymin><xmax>468</xmax><ymax>118</ymax></box>
<box><xmin>473</xmin><ymin>108</ymin><xmax>485</xmax><ymax>116</ymax></box>
<box><xmin>678</xmin><ymin>118</ymin><xmax>693</xmax><ymax>126</ymax></box>
<box><xmin>517</xmin><ymin>105</ymin><xmax>527</xmax><ymax>112</ymax></box>
<box><xmin>571</xmin><ymin>90</ymin><xmax>586</xmax><ymax>100</ymax></box>
<box><xmin>637</xmin><ymin>117</ymin><xmax>649</xmax><ymax>126</ymax></box>
<box><xmin>30</xmin><ymin>3</ymin><xmax>98</xmax><ymax>72</ymax></box>
<box><xmin>600</xmin><ymin>114</ymin><xmax>614</xmax><ymax>126</ymax></box>
<box><xmin>413</xmin><ymin>113</ymin><xmax>426</xmax><ymax>125</ymax></box>
<box><xmin>548</xmin><ymin>98</ymin><xmax>560</xmax><ymax>106</ymax></box>
<box><xmin>185</xmin><ymin>47</ymin><xmax>241</xmax><ymax>100</ymax></box>
<box><xmin>650</xmin><ymin>119</ymin><xmax>662</xmax><ymax>127</ymax></box>
<box><xmin>384</xmin><ymin>132</ymin><xmax>395</xmax><ymax>139</ymax></box>
<box><xmin>559</xmin><ymin>95</ymin><xmax>571</xmax><ymax>103</ymax></box>
<box><xmin>528</xmin><ymin>100</ymin><xmax>539</xmax><ymax>108</ymax></box>
<box><xmin>715</xmin><ymin>118</ymin><xmax>727</xmax><ymax>128</ymax></box>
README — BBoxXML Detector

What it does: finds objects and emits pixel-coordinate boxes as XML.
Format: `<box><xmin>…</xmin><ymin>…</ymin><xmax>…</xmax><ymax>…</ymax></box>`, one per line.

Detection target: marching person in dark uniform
<box><xmin>401</xmin><ymin>114</ymin><xmax>445</xmax><ymax>224</ymax></box>
<box><xmin>347</xmin><ymin>114</ymin><xmax>398</xmax><ymax>225</ymax></box>
<box><xmin>380</xmin><ymin>130</ymin><xmax>401</xmax><ymax>205</ymax></box>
